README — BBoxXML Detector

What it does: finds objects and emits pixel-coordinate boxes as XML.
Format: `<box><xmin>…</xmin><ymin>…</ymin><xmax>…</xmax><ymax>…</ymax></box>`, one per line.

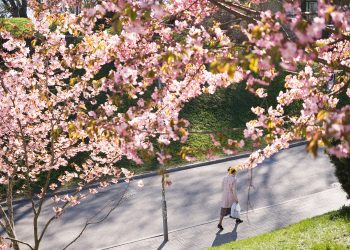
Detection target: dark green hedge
<box><xmin>330</xmin><ymin>156</ymin><xmax>350</xmax><ymax>198</ymax></box>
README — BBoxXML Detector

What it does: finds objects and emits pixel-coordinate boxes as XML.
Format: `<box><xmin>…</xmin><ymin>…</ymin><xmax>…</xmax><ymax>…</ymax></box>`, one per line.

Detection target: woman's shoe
<box><xmin>217</xmin><ymin>224</ymin><xmax>223</xmax><ymax>230</ymax></box>
<box><xmin>236</xmin><ymin>219</ymin><xmax>243</xmax><ymax>224</ymax></box>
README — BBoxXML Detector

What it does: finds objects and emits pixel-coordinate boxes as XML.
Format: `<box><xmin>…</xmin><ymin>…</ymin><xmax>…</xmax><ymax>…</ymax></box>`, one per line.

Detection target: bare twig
<box><xmin>160</xmin><ymin>0</ymin><xmax>200</xmax><ymax>24</ymax></box>
<box><xmin>6</xmin><ymin>177</ymin><xmax>14</xmax><ymax>230</ymax></box>
<box><xmin>0</xmin><ymin>218</ymin><xmax>7</xmax><ymax>231</ymax></box>
<box><xmin>0</xmin><ymin>200</ymin><xmax>19</xmax><ymax>250</ymax></box>
<box><xmin>37</xmin><ymin>191</ymin><xmax>77</xmax><ymax>244</ymax></box>
<box><xmin>0</xmin><ymin>205</ymin><xmax>12</xmax><ymax>231</ymax></box>
<box><xmin>4</xmin><ymin>237</ymin><xmax>34</xmax><ymax>250</ymax></box>
<box><xmin>315</xmin><ymin>57</ymin><xmax>350</xmax><ymax>73</ymax></box>
<box><xmin>62</xmin><ymin>184</ymin><xmax>130</xmax><ymax>250</ymax></box>
<box><xmin>329</xmin><ymin>81</ymin><xmax>350</xmax><ymax>96</ymax></box>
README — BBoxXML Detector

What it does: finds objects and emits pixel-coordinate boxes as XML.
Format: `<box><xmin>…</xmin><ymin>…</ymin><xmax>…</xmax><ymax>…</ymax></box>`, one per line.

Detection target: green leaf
<box><xmin>111</xmin><ymin>14</ymin><xmax>123</xmax><ymax>35</ymax></box>
<box><xmin>125</xmin><ymin>6</ymin><xmax>137</xmax><ymax>21</ymax></box>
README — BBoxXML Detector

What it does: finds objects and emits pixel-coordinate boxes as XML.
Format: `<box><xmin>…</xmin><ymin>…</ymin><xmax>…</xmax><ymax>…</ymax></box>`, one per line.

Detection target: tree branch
<box><xmin>0</xmin><ymin>204</ymin><xmax>12</xmax><ymax>231</ymax></box>
<box><xmin>0</xmin><ymin>218</ymin><xmax>7</xmax><ymax>231</ymax></box>
<box><xmin>6</xmin><ymin>177</ymin><xmax>15</xmax><ymax>233</ymax></box>
<box><xmin>329</xmin><ymin>80</ymin><xmax>350</xmax><ymax>96</ymax></box>
<box><xmin>62</xmin><ymin>184</ymin><xmax>129</xmax><ymax>250</ymax></box>
<box><xmin>4</xmin><ymin>236</ymin><xmax>34</xmax><ymax>250</ymax></box>
<box><xmin>315</xmin><ymin>57</ymin><xmax>350</xmax><ymax>73</ymax></box>
<box><xmin>160</xmin><ymin>0</ymin><xmax>200</xmax><ymax>24</ymax></box>
<box><xmin>0</xmin><ymin>204</ymin><xmax>19</xmax><ymax>250</ymax></box>
<box><xmin>33</xmin><ymin>118</ymin><xmax>56</xmax><ymax>247</ymax></box>
<box><xmin>38</xmin><ymin>189</ymin><xmax>79</xmax><ymax>243</ymax></box>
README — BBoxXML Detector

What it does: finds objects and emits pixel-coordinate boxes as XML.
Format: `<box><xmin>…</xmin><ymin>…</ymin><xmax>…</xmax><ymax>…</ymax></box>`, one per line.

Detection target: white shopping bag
<box><xmin>230</xmin><ymin>202</ymin><xmax>241</xmax><ymax>218</ymax></box>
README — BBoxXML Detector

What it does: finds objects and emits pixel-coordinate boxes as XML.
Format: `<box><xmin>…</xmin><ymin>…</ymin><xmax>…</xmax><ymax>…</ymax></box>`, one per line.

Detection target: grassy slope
<box><xmin>210</xmin><ymin>206</ymin><xmax>350</xmax><ymax>250</ymax></box>
<box><xmin>0</xmin><ymin>18</ymin><xmax>33</xmax><ymax>37</ymax></box>
<box><xmin>120</xmin><ymin>74</ymin><xmax>288</xmax><ymax>175</ymax></box>
<box><xmin>177</xmin><ymin>72</ymin><xmax>289</xmax><ymax>160</ymax></box>
<box><xmin>180</xmin><ymin>82</ymin><xmax>260</xmax><ymax>157</ymax></box>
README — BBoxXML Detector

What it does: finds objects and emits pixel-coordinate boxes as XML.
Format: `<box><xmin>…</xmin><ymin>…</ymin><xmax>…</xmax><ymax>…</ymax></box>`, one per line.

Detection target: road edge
<box><xmin>3</xmin><ymin>141</ymin><xmax>307</xmax><ymax>205</ymax></box>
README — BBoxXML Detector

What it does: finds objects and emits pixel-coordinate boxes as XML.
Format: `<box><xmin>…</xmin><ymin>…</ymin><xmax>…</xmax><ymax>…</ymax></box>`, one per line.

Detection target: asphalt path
<box><xmin>7</xmin><ymin>145</ymin><xmax>339</xmax><ymax>250</ymax></box>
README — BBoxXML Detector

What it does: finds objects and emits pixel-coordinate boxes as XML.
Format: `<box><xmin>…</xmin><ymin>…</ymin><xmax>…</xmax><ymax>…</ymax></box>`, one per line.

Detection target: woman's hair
<box><xmin>228</xmin><ymin>166</ymin><xmax>237</xmax><ymax>174</ymax></box>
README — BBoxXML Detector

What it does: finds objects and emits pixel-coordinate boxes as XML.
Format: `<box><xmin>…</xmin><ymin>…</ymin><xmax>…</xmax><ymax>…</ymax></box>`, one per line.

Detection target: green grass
<box><xmin>119</xmin><ymin>73</ymin><xmax>291</xmax><ymax>176</ymax></box>
<box><xmin>0</xmin><ymin>18</ymin><xmax>33</xmax><ymax>37</ymax></box>
<box><xmin>172</xmin><ymin>72</ymin><xmax>289</xmax><ymax>160</ymax></box>
<box><xmin>179</xmin><ymin>82</ymin><xmax>259</xmax><ymax>157</ymax></box>
<box><xmin>118</xmin><ymin>74</ymin><xmax>289</xmax><ymax>175</ymax></box>
<box><xmin>210</xmin><ymin>206</ymin><xmax>350</xmax><ymax>250</ymax></box>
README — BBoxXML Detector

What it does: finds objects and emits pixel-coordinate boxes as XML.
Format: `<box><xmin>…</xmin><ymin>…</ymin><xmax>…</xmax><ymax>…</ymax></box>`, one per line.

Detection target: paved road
<box><xmin>9</xmin><ymin>145</ymin><xmax>343</xmax><ymax>249</ymax></box>
<box><xmin>109</xmin><ymin>186</ymin><xmax>348</xmax><ymax>250</ymax></box>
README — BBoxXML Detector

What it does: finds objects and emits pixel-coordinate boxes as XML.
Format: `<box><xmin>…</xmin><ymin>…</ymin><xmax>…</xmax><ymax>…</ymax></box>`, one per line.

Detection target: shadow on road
<box><xmin>211</xmin><ymin>223</ymin><xmax>238</xmax><ymax>247</ymax></box>
<box><xmin>157</xmin><ymin>240</ymin><xmax>168</xmax><ymax>250</ymax></box>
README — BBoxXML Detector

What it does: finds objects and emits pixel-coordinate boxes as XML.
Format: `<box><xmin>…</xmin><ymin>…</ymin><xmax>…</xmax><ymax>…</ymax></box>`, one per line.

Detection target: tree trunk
<box><xmin>5</xmin><ymin>0</ymin><xmax>27</xmax><ymax>17</ymax></box>
<box><xmin>161</xmin><ymin>174</ymin><xmax>168</xmax><ymax>242</ymax></box>
<box><xmin>19</xmin><ymin>1</ymin><xmax>27</xmax><ymax>18</ymax></box>
<box><xmin>6</xmin><ymin>178</ymin><xmax>20</xmax><ymax>250</ymax></box>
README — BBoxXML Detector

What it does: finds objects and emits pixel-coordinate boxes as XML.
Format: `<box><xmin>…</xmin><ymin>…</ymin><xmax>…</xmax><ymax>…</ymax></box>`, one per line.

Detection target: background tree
<box><xmin>0</xmin><ymin>0</ymin><xmax>27</xmax><ymax>17</ymax></box>
<box><xmin>0</xmin><ymin>2</ymin><xmax>10</xmax><ymax>17</ymax></box>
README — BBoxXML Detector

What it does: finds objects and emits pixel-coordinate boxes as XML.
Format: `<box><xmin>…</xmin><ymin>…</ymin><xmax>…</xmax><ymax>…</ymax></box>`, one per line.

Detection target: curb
<box><xmin>130</xmin><ymin>140</ymin><xmax>307</xmax><ymax>181</ymax></box>
<box><xmin>2</xmin><ymin>140</ymin><xmax>307</xmax><ymax>206</ymax></box>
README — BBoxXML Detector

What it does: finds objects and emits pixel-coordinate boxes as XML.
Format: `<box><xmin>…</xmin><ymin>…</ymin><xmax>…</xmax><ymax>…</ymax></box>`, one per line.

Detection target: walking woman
<box><xmin>218</xmin><ymin>166</ymin><xmax>243</xmax><ymax>230</ymax></box>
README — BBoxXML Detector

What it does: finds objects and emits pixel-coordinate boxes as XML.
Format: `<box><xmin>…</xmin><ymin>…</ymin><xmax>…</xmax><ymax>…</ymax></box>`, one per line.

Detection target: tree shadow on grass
<box><xmin>211</xmin><ymin>223</ymin><xmax>239</xmax><ymax>247</ymax></box>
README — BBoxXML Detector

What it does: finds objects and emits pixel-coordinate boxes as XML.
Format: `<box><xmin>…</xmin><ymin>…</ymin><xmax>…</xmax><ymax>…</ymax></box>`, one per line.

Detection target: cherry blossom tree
<box><xmin>0</xmin><ymin>0</ymin><xmax>240</xmax><ymax>248</ymax></box>
<box><xmin>0</xmin><ymin>10</ymin><xmax>130</xmax><ymax>250</ymax></box>
<box><xmin>227</xmin><ymin>0</ymin><xmax>350</xmax><ymax>168</ymax></box>
<box><xmin>0</xmin><ymin>0</ymin><xmax>349</xmax><ymax>249</ymax></box>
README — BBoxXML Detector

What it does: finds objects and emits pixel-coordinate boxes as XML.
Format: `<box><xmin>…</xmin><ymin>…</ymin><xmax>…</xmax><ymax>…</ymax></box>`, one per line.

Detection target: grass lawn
<box><xmin>0</xmin><ymin>18</ymin><xmax>33</xmax><ymax>37</ymax></box>
<box><xmin>115</xmin><ymin>81</ymin><xmax>268</xmax><ymax>175</ymax></box>
<box><xmin>210</xmin><ymin>206</ymin><xmax>350</xmax><ymax>250</ymax></box>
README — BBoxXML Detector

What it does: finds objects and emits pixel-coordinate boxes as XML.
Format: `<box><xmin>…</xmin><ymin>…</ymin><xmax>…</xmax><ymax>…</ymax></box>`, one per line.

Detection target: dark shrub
<box><xmin>330</xmin><ymin>155</ymin><xmax>350</xmax><ymax>198</ymax></box>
